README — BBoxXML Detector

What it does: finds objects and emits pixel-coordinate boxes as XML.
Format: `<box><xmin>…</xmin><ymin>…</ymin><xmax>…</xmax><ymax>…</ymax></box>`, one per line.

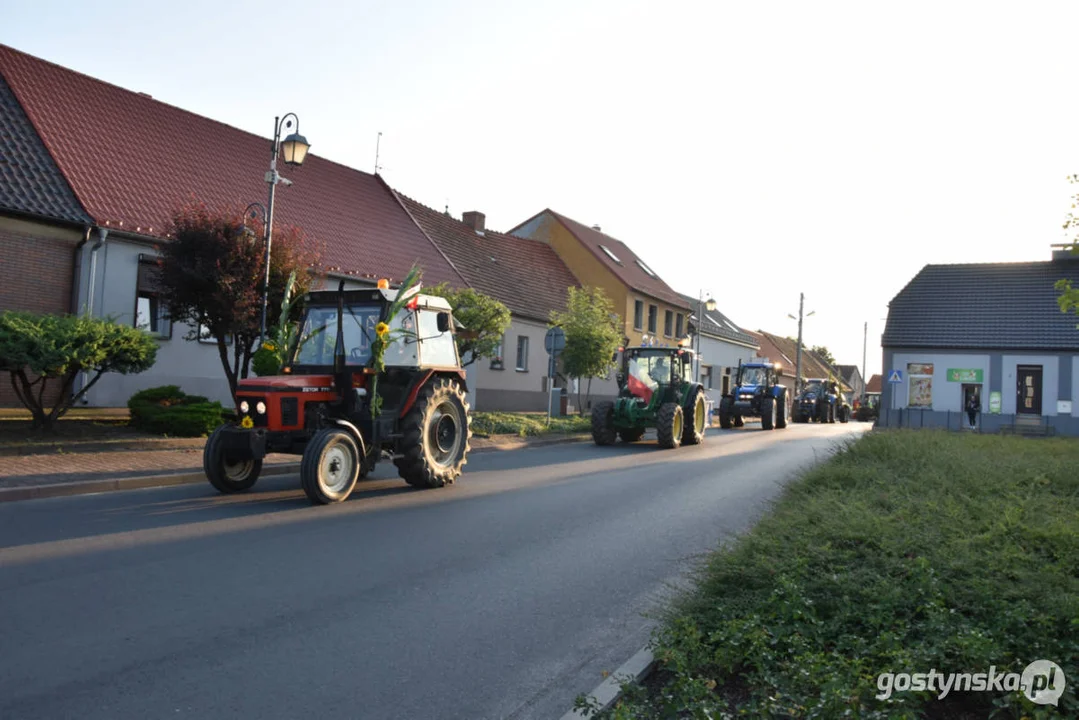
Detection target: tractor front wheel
<box><xmin>657</xmin><ymin>402</ymin><xmax>684</xmax><ymax>449</ymax></box>
<box><xmin>619</xmin><ymin>428</ymin><xmax>645</xmax><ymax>443</ymax></box>
<box><xmin>776</xmin><ymin>393</ymin><xmax>788</xmax><ymax>429</ymax></box>
<box><xmin>592</xmin><ymin>401</ymin><xmax>617</xmax><ymax>446</ymax></box>
<box><xmin>301</xmin><ymin>428</ymin><xmax>360</xmax><ymax>504</ymax></box>
<box><xmin>682</xmin><ymin>387</ymin><xmax>706</xmax><ymax>445</ymax></box>
<box><xmin>718</xmin><ymin>397</ymin><xmax>733</xmax><ymax>429</ymax></box>
<box><xmin>204</xmin><ymin>425</ymin><xmax>262</xmax><ymax>494</ymax></box>
<box><xmin>395</xmin><ymin>377</ymin><xmax>471</xmax><ymax>489</ymax></box>
<box><xmin>839</xmin><ymin>406</ymin><xmax>850</xmax><ymax>423</ymax></box>
<box><xmin>734</xmin><ymin>414</ymin><xmax>744</xmax><ymax>427</ymax></box>
<box><xmin>761</xmin><ymin>397</ymin><xmax>776</xmax><ymax>430</ymax></box>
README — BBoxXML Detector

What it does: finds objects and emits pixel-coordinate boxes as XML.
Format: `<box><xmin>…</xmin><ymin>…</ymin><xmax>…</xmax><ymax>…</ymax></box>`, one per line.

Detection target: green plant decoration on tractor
<box><xmin>591</xmin><ymin>346</ymin><xmax>708</xmax><ymax>449</ymax></box>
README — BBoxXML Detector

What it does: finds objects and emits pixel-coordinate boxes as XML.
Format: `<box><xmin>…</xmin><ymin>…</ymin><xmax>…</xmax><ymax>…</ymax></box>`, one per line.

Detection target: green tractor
<box><xmin>591</xmin><ymin>346</ymin><xmax>708</xmax><ymax>449</ymax></box>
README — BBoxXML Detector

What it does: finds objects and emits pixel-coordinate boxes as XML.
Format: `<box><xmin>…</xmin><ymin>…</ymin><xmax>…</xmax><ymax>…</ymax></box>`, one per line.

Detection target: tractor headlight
<box><xmin>256</xmin><ymin>401</ymin><xmax>267</xmax><ymax>415</ymax></box>
<box><xmin>239</xmin><ymin>400</ymin><xmax>250</xmax><ymax>413</ymax></box>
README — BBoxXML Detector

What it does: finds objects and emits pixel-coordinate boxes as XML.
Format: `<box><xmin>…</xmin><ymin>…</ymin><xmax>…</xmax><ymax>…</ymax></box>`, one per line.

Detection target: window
<box><xmin>648</xmin><ymin>305</ymin><xmax>658</xmax><ymax>334</ymax></box>
<box><xmin>135</xmin><ymin>255</ymin><xmax>170</xmax><ymax>339</ymax></box>
<box><xmin>516</xmin><ymin>336</ymin><xmax>529</xmax><ymax>371</ymax></box>
<box><xmin>702</xmin><ymin>365</ymin><xmax>713</xmax><ymax>389</ymax></box>
<box><xmin>633</xmin><ymin>300</ymin><xmax>644</xmax><ymax>330</ymax></box>
<box><xmin>664</xmin><ymin>310</ymin><xmax>673</xmax><ymax>337</ymax></box>
<box><xmin>490</xmin><ymin>335</ymin><xmax>504</xmax><ymax>369</ymax></box>
<box><xmin>908</xmin><ymin>363</ymin><xmax>934</xmax><ymax>407</ymax></box>
<box><xmin>599</xmin><ymin>244</ymin><xmax>622</xmax><ymax>264</ymax></box>
<box><xmin>676</xmin><ymin>313</ymin><xmax>684</xmax><ymax>338</ymax></box>
<box><xmin>636</xmin><ymin>259</ymin><xmax>656</xmax><ymax>277</ymax></box>
<box><xmin>417</xmin><ymin>309</ymin><xmax>458</xmax><ymax>367</ymax></box>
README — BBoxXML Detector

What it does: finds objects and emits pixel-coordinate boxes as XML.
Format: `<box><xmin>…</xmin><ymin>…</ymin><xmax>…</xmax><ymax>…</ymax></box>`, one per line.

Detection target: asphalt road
<box><xmin>0</xmin><ymin>421</ymin><xmax>869</xmax><ymax>720</ymax></box>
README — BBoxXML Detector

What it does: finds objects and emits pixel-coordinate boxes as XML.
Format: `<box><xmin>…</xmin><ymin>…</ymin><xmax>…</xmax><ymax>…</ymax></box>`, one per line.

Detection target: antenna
<box><xmin>374</xmin><ymin>131</ymin><xmax>383</xmax><ymax>175</ymax></box>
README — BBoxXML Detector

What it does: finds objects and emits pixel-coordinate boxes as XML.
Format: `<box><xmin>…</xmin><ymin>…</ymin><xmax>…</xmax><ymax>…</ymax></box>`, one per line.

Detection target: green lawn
<box><xmin>589</xmin><ymin>430</ymin><xmax>1079</xmax><ymax>719</ymax></box>
<box><xmin>470</xmin><ymin>411</ymin><xmax>591</xmax><ymax>437</ymax></box>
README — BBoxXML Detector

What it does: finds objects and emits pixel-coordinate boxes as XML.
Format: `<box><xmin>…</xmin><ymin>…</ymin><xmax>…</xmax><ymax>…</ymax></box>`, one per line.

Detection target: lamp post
<box><xmin>787</xmin><ymin>293</ymin><xmax>815</xmax><ymax>395</ymax></box>
<box><xmin>260</xmin><ymin>113</ymin><xmax>310</xmax><ymax>343</ymax></box>
<box><xmin>694</xmin><ymin>290</ymin><xmax>717</xmax><ymax>383</ymax></box>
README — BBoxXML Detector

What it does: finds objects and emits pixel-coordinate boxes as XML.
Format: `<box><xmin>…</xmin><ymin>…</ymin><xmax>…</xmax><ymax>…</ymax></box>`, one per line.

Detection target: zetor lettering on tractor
<box><xmin>718</xmin><ymin>361</ymin><xmax>789</xmax><ymax>431</ymax></box>
<box><xmin>203</xmin><ymin>281</ymin><xmax>471</xmax><ymax>505</ymax></box>
<box><xmin>591</xmin><ymin>346</ymin><xmax>708</xmax><ymax>449</ymax></box>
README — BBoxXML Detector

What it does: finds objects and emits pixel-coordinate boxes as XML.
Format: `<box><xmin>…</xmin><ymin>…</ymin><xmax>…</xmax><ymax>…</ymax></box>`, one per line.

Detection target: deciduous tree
<box><xmin>157</xmin><ymin>203</ymin><xmax>319</xmax><ymax>396</ymax></box>
<box><xmin>549</xmin><ymin>286</ymin><xmax>622</xmax><ymax>413</ymax></box>
<box><xmin>1055</xmin><ymin>174</ymin><xmax>1079</xmax><ymax>325</ymax></box>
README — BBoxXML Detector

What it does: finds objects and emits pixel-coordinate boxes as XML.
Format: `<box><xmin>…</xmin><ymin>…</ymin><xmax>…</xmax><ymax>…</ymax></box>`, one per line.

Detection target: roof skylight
<box><xmin>635</xmin><ymin>259</ymin><xmax>656</xmax><ymax>277</ymax></box>
<box><xmin>599</xmin><ymin>244</ymin><xmax>622</xmax><ymax>264</ymax></box>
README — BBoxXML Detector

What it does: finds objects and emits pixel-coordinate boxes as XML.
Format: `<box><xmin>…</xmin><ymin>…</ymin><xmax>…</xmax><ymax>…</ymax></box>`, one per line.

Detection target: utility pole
<box><xmin>861</xmin><ymin>320</ymin><xmax>868</xmax><ymax>405</ymax></box>
<box><xmin>795</xmin><ymin>293</ymin><xmax>804</xmax><ymax>396</ymax></box>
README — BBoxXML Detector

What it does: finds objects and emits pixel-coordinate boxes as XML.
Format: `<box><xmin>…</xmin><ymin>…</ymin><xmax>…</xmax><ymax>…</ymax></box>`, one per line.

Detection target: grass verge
<box><xmin>471</xmin><ymin>411</ymin><xmax>591</xmax><ymax>437</ymax></box>
<box><xmin>587</xmin><ymin>430</ymin><xmax>1079</xmax><ymax>719</ymax></box>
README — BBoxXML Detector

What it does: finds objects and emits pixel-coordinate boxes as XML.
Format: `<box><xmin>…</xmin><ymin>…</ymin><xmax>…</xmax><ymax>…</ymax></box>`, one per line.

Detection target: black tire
<box><xmin>301</xmin><ymin>428</ymin><xmax>360</xmax><ymax>504</ymax></box>
<box><xmin>592</xmin><ymin>401</ymin><xmax>617</xmax><ymax>446</ymax></box>
<box><xmin>734</xmin><ymin>414</ymin><xmax>744</xmax><ymax>427</ymax></box>
<box><xmin>760</xmin><ymin>396</ymin><xmax>776</xmax><ymax>430</ymax></box>
<box><xmin>619</xmin><ymin>428</ymin><xmax>645</xmax><ymax>443</ymax></box>
<box><xmin>204</xmin><ymin>425</ymin><xmax>262</xmax><ymax>493</ymax></box>
<box><xmin>839</xmin><ymin>406</ymin><xmax>849</xmax><ymax>424</ymax></box>
<box><xmin>719</xmin><ymin>397</ymin><xmax>733</xmax><ymax>429</ymax></box>
<box><xmin>656</xmin><ymin>402</ymin><xmax>684</xmax><ymax>449</ymax></box>
<box><xmin>682</xmin><ymin>386</ymin><xmax>706</xmax><ymax>445</ymax></box>
<box><xmin>394</xmin><ymin>377</ymin><xmax>471</xmax><ymax>489</ymax></box>
<box><xmin>776</xmin><ymin>392</ymin><xmax>788</xmax><ymax>429</ymax></box>
<box><xmin>828</xmin><ymin>403</ymin><xmax>836</xmax><ymax>424</ymax></box>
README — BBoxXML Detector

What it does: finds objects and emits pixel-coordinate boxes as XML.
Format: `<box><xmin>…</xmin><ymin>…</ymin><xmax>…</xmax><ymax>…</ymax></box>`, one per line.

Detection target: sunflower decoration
<box><xmin>368</xmin><ymin>265</ymin><xmax>422</xmax><ymax>418</ymax></box>
<box><xmin>240</xmin><ymin>415</ymin><xmax>254</xmax><ymax>429</ymax></box>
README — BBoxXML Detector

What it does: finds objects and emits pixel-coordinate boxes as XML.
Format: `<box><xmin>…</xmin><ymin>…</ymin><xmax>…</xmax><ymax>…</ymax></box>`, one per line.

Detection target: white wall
<box><xmin>888</xmin><ymin>352</ymin><xmax>991</xmax><ymax>412</ymax></box>
<box><xmin>1073</xmin><ymin>356</ymin><xmax>1079</xmax><ymax>412</ymax></box>
<box><xmin>1001</xmin><ymin>354</ymin><xmax>1061</xmax><ymax>416</ymax></box>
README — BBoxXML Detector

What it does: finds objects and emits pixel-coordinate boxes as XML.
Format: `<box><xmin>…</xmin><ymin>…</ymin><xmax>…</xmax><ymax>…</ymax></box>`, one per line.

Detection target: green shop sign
<box><xmin>946</xmin><ymin>368</ymin><xmax>983</xmax><ymax>383</ymax></box>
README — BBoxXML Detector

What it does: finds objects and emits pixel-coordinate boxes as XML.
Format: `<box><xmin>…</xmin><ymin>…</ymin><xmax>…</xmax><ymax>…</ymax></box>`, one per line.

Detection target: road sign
<box><xmin>888</xmin><ymin>370</ymin><xmax>903</xmax><ymax>384</ymax></box>
<box><xmin>545</xmin><ymin>327</ymin><xmax>565</xmax><ymax>354</ymax></box>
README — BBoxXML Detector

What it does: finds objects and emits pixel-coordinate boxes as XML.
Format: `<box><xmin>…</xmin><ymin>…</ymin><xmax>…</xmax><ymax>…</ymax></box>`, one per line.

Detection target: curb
<box><xmin>560</xmin><ymin>646</ymin><xmax>655</xmax><ymax>719</ymax></box>
<box><xmin>0</xmin><ymin>433</ymin><xmax>594</xmax><ymax>504</ymax></box>
<box><xmin>0</xmin><ymin>463</ymin><xmax>301</xmax><ymax>504</ymax></box>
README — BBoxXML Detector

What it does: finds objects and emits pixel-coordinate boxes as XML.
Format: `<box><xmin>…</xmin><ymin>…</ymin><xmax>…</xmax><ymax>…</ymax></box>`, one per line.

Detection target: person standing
<box><xmin>966</xmin><ymin>392</ymin><xmax>979</xmax><ymax>430</ymax></box>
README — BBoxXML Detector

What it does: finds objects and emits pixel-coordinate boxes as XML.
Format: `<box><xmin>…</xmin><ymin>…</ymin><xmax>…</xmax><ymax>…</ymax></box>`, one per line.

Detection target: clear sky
<box><xmin>5</xmin><ymin>1</ymin><xmax>1079</xmax><ymax>380</ymax></box>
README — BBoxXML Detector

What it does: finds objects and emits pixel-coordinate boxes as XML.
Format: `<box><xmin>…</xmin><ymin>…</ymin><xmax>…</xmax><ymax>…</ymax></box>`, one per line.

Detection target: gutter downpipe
<box><xmin>74</xmin><ymin>227</ymin><xmax>108</xmax><ymax>404</ymax></box>
<box><xmin>71</xmin><ymin>225</ymin><xmax>93</xmax><ymax>314</ymax></box>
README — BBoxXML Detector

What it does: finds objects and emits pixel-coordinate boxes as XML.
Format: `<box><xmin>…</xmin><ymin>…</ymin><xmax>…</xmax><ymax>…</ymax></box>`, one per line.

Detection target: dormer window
<box><xmin>636</xmin><ymin>259</ymin><xmax>656</xmax><ymax>277</ymax></box>
<box><xmin>599</xmin><ymin>244</ymin><xmax>622</xmax><ymax>264</ymax></box>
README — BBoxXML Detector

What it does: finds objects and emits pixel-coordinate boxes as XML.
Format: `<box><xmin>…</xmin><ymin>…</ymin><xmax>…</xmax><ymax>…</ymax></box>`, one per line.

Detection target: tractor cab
<box><xmin>619</xmin><ymin>346</ymin><xmax>695</xmax><ymax>407</ymax></box>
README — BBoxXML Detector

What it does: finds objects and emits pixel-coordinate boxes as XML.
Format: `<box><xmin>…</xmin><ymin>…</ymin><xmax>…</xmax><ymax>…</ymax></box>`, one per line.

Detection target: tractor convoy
<box><xmin>203</xmin><ymin>279</ymin><xmax>852</xmax><ymax>502</ymax></box>
<box><xmin>203</xmin><ymin>280</ymin><xmax>471</xmax><ymax>505</ymax></box>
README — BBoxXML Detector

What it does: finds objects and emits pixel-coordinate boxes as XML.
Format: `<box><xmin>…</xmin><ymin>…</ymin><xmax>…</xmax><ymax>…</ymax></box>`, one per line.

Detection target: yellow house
<box><xmin>508</xmin><ymin>210</ymin><xmax>692</xmax><ymax>347</ymax></box>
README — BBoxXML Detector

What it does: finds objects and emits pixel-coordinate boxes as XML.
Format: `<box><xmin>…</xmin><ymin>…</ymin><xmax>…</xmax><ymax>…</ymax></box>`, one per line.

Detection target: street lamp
<box><xmin>259</xmin><ymin>113</ymin><xmax>310</xmax><ymax>343</ymax></box>
<box><xmin>787</xmin><ymin>293</ymin><xmax>815</xmax><ymax>395</ymax></box>
<box><xmin>694</xmin><ymin>291</ymin><xmax>717</xmax><ymax>383</ymax></box>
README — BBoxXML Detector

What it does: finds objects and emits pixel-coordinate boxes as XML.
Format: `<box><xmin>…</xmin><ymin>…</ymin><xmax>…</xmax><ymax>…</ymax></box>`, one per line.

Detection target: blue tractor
<box><xmin>793</xmin><ymin>378</ymin><xmax>851</xmax><ymax>423</ymax></box>
<box><xmin>718</xmin><ymin>361</ymin><xmax>789</xmax><ymax>430</ymax></box>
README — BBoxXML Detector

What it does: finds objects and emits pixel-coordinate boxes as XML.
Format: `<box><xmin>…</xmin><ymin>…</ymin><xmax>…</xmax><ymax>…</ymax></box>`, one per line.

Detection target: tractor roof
<box><xmin>624</xmin><ymin>346</ymin><xmax>695</xmax><ymax>356</ymax></box>
<box><xmin>304</xmin><ymin>286</ymin><xmax>452</xmax><ymax>312</ymax></box>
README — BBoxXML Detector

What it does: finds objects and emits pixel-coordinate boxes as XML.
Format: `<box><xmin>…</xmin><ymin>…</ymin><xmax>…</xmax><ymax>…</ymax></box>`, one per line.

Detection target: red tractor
<box><xmin>203</xmin><ymin>281</ymin><xmax>471</xmax><ymax>504</ymax></box>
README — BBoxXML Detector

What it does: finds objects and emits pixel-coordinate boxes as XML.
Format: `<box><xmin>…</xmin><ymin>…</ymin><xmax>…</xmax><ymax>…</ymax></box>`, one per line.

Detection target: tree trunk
<box><xmin>216</xmin><ymin>335</ymin><xmax>237</xmax><ymax>397</ymax></box>
<box><xmin>586</xmin><ymin>377</ymin><xmax>593</xmax><ymax>411</ymax></box>
<box><xmin>577</xmin><ymin>378</ymin><xmax>583</xmax><ymax>416</ymax></box>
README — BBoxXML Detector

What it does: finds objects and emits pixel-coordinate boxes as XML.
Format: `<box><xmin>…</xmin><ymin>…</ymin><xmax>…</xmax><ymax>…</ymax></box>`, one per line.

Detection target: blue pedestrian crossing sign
<box><xmin>888</xmin><ymin>370</ymin><xmax>903</xmax><ymax>384</ymax></box>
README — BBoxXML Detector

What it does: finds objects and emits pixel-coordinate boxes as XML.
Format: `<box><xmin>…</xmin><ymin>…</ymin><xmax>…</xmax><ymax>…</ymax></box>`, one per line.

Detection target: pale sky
<box><xmin>5</xmin><ymin>1</ymin><xmax>1079</xmax><ymax>380</ymax></box>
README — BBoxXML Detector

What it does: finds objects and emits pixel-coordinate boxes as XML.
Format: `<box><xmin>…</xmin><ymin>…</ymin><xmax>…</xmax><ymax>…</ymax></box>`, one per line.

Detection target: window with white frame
<box><xmin>135</xmin><ymin>256</ymin><xmax>171</xmax><ymax>339</ymax></box>
<box><xmin>907</xmin><ymin>362</ymin><xmax>934</xmax><ymax>407</ymax></box>
<box><xmin>516</xmin><ymin>336</ymin><xmax>529</xmax><ymax>371</ymax></box>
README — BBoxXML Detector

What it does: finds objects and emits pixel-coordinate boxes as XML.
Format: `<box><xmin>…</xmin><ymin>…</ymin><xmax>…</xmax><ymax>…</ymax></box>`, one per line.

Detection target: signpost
<box><xmin>545</xmin><ymin>327</ymin><xmax>566</xmax><ymax>424</ymax></box>
<box><xmin>888</xmin><ymin>369</ymin><xmax>902</xmax><ymax>423</ymax></box>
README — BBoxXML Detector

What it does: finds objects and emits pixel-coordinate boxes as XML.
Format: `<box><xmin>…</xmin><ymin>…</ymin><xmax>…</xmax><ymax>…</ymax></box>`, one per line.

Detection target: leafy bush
<box><xmin>600</xmin><ymin>431</ymin><xmax>1079</xmax><ymax>718</ymax></box>
<box><xmin>128</xmin><ymin>385</ymin><xmax>226</xmax><ymax>437</ymax></box>
<box><xmin>0</xmin><ymin>311</ymin><xmax>157</xmax><ymax>430</ymax></box>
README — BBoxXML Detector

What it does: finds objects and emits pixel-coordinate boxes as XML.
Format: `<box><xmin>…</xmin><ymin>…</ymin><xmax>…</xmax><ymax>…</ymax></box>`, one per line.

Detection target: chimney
<box><xmin>1051</xmin><ymin>243</ymin><xmax>1077</xmax><ymax>261</ymax></box>
<box><xmin>591</xmin><ymin>224</ymin><xmax>601</xmax><ymax>232</ymax></box>
<box><xmin>462</xmin><ymin>211</ymin><xmax>485</xmax><ymax>233</ymax></box>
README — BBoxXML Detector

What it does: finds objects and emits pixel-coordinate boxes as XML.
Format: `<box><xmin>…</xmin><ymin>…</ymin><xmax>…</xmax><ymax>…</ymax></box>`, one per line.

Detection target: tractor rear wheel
<box><xmin>761</xmin><ymin>397</ymin><xmax>776</xmax><ymax>430</ymax></box>
<box><xmin>301</xmin><ymin>428</ymin><xmax>360</xmax><ymax>504</ymax></box>
<box><xmin>682</xmin><ymin>386</ymin><xmax>706</xmax><ymax>445</ymax></box>
<box><xmin>839</xmin><ymin>406</ymin><xmax>849</xmax><ymax>423</ymax></box>
<box><xmin>395</xmin><ymin>377</ymin><xmax>471</xmax><ymax>489</ymax></box>
<box><xmin>592</xmin><ymin>401</ymin><xmax>617</xmax><ymax>446</ymax></box>
<box><xmin>718</xmin><ymin>397</ymin><xmax>733</xmax><ymax>429</ymax></box>
<box><xmin>204</xmin><ymin>425</ymin><xmax>262</xmax><ymax>493</ymax></box>
<box><xmin>656</xmin><ymin>402</ymin><xmax>684</xmax><ymax>449</ymax></box>
<box><xmin>619</xmin><ymin>428</ymin><xmax>645</xmax><ymax>443</ymax></box>
<box><xmin>776</xmin><ymin>393</ymin><xmax>788</xmax><ymax>429</ymax></box>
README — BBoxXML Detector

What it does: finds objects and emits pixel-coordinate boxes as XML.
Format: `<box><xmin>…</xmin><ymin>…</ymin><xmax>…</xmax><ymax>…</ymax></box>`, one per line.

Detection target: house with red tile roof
<box><xmin>398</xmin><ymin>195</ymin><xmax>606</xmax><ymax>411</ymax></box>
<box><xmin>0</xmin><ymin>43</ymin><xmax>466</xmax><ymax>406</ymax></box>
<box><xmin>508</xmin><ymin>210</ymin><xmax>693</xmax><ymax>350</ymax></box>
